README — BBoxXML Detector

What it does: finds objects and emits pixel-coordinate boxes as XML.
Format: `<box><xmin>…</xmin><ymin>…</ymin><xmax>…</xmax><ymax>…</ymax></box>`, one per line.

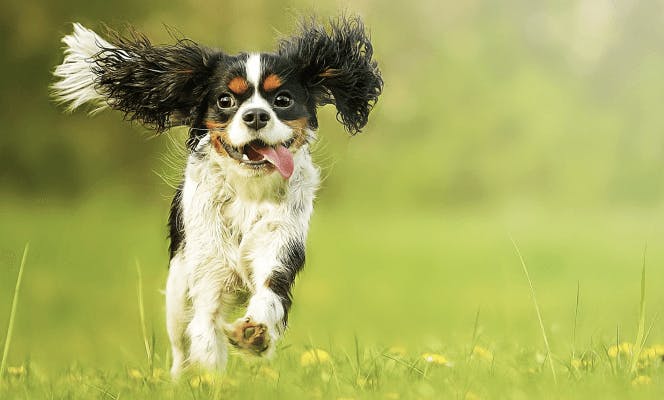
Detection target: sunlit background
<box><xmin>2</xmin><ymin>0</ymin><xmax>664</xmax><ymax>373</ymax></box>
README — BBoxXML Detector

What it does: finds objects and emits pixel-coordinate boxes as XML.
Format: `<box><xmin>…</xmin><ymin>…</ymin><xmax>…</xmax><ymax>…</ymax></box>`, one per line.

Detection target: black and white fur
<box><xmin>52</xmin><ymin>17</ymin><xmax>382</xmax><ymax>376</ymax></box>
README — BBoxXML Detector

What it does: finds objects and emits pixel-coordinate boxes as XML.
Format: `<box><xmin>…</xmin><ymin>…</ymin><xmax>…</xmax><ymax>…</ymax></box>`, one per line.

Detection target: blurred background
<box><xmin>2</xmin><ymin>0</ymin><xmax>664</xmax><ymax>370</ymax></box>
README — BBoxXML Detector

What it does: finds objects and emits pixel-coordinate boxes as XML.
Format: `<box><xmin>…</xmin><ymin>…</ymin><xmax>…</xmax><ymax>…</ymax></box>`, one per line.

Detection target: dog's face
<box><xmin>66</xmin><ymin>17</ymin><xmax>382</xmax><ymax>180</ymax></box>
<box><xmin>203</xmin><ymin>54</ymin><xmax>316</xmax><ymax>178</ymax></box>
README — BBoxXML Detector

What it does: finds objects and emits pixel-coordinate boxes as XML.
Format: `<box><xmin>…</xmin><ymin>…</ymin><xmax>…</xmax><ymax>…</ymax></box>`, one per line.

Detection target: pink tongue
<box><xmin>250</xmin><ymin>143</ymin><xmax>294</xmax><ymax>179</ymax></box>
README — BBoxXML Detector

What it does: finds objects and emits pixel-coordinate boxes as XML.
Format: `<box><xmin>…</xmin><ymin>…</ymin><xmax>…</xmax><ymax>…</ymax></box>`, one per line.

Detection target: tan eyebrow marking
<box><xmin>228</xmin><ymin>76</ymin><xmax>249</xmax><ymax>95</ymax></box>
<box><xmin>262</xmin><ymin>74</ymin><xmax>282</xmax><ymax>92</ymax></box>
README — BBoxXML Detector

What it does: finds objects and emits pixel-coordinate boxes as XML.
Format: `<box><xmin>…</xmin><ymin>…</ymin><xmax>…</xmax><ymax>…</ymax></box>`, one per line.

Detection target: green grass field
<box><xmin>1</xmin><ymin>193</ymin><xmax>663</xmax><ymax>399</ymax></box>
<box><xmin>4</xmin><ymin>0</ymin><xmax>664</xmax><ymax>398</ymax></box>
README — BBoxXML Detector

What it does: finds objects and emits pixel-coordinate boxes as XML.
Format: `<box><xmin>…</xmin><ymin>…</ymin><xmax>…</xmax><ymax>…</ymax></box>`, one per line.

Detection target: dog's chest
<box><xmin>180</xmin><ymin>167</ymin><xmax>283</xmax><ymax>287</ymax></box>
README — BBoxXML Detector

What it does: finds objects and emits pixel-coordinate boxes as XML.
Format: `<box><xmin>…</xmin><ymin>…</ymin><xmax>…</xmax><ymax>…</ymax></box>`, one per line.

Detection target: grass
<box><xmin>510</xmin><ymin>236</ymin><xmax>557</xmax><ymax>383</ymax></box>
<box><xmin>0</xmin><ymin>244</ymin><xmax>28</xmax><ymax>379</ymax></box>
<box><xmin>1</xmin><ymin>194</ymin><xmax>664</xmax><ymax>399</ymax></box>
<box><xmin>135</xmin><ymin>260</ymin><xmax>154</xmax><ymax>373</ymax></box>
<box><xmin>0</xmin><ymin>336</ymin><xmax>662</xmax><ymax>399</ymax></box>
<box><xmin>630</xmin><ymin>250</ymin><xmax>648</xmax><ymax>376</ymax></box>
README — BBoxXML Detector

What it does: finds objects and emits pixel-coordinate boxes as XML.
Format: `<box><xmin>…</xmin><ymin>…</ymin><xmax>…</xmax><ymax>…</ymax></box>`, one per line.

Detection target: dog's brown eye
<box><xmin>273</xmin><ymin>93</ymin><xmax>293</xmax><ymax>108</ymax></box>
<box><xmin>217</xmin><ymin>94</ymin><xmax>236</xmax><ymax>109</ymax></box>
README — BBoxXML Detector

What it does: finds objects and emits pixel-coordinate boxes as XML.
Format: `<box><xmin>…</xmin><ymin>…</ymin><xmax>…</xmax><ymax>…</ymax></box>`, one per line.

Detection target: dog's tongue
<box><xmin>249</xmin><ymin>143</ymin><xmax>294</xmax><ymax>179</ymax></box>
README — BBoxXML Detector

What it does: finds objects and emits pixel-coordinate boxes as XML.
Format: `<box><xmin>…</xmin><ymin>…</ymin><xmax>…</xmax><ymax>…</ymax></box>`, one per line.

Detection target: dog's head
<box><xmin>53</xmin><ymin>17</ymin><xmax>383</xmax><ymax>179</ymax></box>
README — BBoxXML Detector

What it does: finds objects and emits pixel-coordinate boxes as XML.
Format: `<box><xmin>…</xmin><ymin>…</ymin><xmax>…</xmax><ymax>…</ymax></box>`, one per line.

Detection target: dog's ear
<box><xmin>277</xmin><ymin>16</ymin><xmax>383</xmax><ymax>134</ymax></box>
<box><xmin>53</xmin><ymin>23</ymin><xmax>221</xmax><ymax>132</ymax></box>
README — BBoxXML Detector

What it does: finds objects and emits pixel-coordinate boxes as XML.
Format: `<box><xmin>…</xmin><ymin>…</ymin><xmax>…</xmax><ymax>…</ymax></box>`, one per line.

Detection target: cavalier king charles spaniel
<box><xmin>52</xmin><ymin>16</ymin><xmax>382</xmax><ymax>376</ymax></box>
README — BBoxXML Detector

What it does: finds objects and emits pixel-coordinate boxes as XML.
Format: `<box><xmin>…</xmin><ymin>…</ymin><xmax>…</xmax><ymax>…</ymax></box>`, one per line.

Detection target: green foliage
<box><xmin>3</xmin><ymin>1</ymin><xmax>664</xmax><ymax>207</ymax></box>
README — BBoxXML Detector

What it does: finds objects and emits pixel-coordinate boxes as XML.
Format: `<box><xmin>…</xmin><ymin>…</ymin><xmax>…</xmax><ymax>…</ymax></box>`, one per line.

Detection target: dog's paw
<box><xmin>225</xmin><ymin>317</ymin><xmax>270</xmax><ymax>356</ymax></box>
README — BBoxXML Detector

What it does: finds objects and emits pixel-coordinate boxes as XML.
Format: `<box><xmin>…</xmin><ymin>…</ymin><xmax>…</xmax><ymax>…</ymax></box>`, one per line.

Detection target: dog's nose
<box><xmin>242</xmin><ymin>108</ymin><xmax>270</xmax><ymax>130</ymax></box>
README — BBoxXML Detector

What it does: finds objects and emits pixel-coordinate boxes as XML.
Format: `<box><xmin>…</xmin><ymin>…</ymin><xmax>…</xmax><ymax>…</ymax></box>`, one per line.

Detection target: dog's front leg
<box><xmin>185</xmin><ymin>262</ymin><xmax>229</xmax><ymax>371</ymax></box>
<box><xmin>166</xmin><ymin>253</ymin><xmax>191</xmax><ymax>377</ymax></box>
<box><xmin>225</xmin><ymin>227</ymin><xmax>305</xmax><ymax>357</ymax></box>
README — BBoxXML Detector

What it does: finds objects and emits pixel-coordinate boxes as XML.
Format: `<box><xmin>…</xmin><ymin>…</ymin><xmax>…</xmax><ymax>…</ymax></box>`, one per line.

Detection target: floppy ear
<box><xmin>52</xmin><ymin>23</ymin><xmax>221</xmax><ymax>132</ymax></box>
<box><xmin>277</xmin><ymin>16</ymin><xmax>383</xmax><ymax>134</ymax></box>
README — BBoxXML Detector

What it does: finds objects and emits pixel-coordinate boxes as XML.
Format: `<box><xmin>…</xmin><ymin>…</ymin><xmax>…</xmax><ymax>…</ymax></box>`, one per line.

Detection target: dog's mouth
<box><xmin>221</xmin><ymin>138</ymin><xmax>295</xmax><ymax>179</ymax></box>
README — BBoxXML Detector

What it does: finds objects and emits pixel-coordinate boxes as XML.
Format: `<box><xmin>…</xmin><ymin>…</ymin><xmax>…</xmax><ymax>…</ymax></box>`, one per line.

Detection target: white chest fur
<box><xmin>165</xmin><ymin>142</ymin><xmax>319</xmax><ymax>374</ymax></box>
<box><xmin>180</xmin><ymin>144</ymin><xmax>319</xmax><ymax>289</ymax></box>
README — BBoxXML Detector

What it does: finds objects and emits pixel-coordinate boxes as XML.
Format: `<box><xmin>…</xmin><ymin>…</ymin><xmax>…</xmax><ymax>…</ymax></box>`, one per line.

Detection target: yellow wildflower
<box><xmin>640</xmin><ymin>345</ymin><xmax>664</xmax><ymax>361</ymax></box>
<box><xmin>640</xmin><ymin>347</ymin><xmax>657</xmax><ymax>361</ymax></box>
<box><xmin>465</xmin><ymin>391</ymin><xmax>481</xmax><ymax>400</ymax></box>
<box><xmin>608</xmin><ymin>342</ymin><xmax>633</xmax><ymax>358</ymax></box>
<box><xmin>190</xmin><ymin>372</ymin><xmax>214</xmax><ymax>388</ymax></box>
<box><xmin>128</xmin><ymin>369</ymin><xmax>143</xmax><ymax>380</ymax></box>
<box><xmin>472</xmin><ymin>345</ymin><xmax>493</xmax><ymax>362</ymax></box>
<box><xmin>421</xmin><ymin>352</ymin><xmax>448</xmax><ymax>365</ymax></box>
<box><xmin>571</xmin><ymin>357</ymin><xmax>592</xmax><ymax>370</ymax></box>
<box><xmin>259</xmin><ymin>365</ymin><xmax>279</xmax><ymax>381</ymax></box>
<box><xmin>620</xmin><ymin>342</ymin><xmax>634</xmax><ymax>355</ymax></box>
<box><xmin>385</xmin><ymin>392</ymin><xmax>400</xmax><ymax>400</ymax></box>
<box><xmin>300</xmin><ymin>349</ymin><xmax>331</xmax><ymax>366</ymax></box>
<box><xmin>653</xmin><ymin>344</ymin><xmax>664</xmax><ymax>355</ymax></box>
<box><xmin>632</xmin><ymin>375</ymin><xmax>652</xmax><ymax>386</ymax></box>
<box><xmin>7</xmin><ymin>365</ymin><xmax>25</xmax><ymax>377</ymax></box>
<box><xmin>356</xmin><ymin>376</ymin><xmax>367</xmax><ymax>388</ymax></box>
<box><xmin>356</xmin><ymin>376</ymin><xmax>376</xmax><ymax>388</ymax></box>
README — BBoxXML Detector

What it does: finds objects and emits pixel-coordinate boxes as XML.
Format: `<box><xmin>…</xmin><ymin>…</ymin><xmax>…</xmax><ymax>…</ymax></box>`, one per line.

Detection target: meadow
<box><xmin>3</xmin><ymin>0</ymin><xmax>664</xmax><ymax>398</ymax></box>
<box><xmin>1</xmin><ymin>192</ymin><xmax>664</xmax><ymax>399</ymax></box>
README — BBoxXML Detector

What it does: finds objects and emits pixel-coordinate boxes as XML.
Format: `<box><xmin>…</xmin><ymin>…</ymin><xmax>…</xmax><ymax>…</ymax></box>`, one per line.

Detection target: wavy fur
<box><xmin>93</xmin><ymin>29</ymin><xmax>222</xmax><ymax>132</ymax></box>
<box><xmin>277</xmin><ymin>16</ymin><xmax>384</xmax><ymax>134</ymax></box>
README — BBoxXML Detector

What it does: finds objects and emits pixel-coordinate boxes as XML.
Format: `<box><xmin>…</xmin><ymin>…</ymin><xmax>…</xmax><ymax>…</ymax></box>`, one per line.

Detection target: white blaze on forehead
<box><xmin>245</xmin><ymin>53</ymin><xmax>262</xmax><ymax>88</ymax></box>
<box><xmin>225</xmin><ymin>52</ymin><xmax>292</xmax><ymax>147</ymax></box>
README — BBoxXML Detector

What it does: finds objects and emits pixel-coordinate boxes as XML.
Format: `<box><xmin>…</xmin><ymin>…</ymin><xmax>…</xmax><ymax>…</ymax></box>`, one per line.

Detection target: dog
<box><xmin>52</xmin><ymin>17</ymin><xmax>382</xmax><ymax>375</ymax></box>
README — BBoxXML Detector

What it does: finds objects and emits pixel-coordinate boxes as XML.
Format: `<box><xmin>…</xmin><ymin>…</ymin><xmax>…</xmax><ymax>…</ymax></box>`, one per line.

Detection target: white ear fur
<box><xmin>51</xmin><ymin>23</ymin><xmax>116</xmax><ymax>112</ymax></box>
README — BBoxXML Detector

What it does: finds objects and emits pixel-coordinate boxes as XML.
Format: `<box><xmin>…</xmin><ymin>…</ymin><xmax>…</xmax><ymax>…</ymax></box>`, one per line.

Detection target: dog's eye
<box><xmin>217</xmin><ymin>94</ymin><xmax>236</xmax><ymax>109</ymax></box>
<box><xmin>273</xmin><ymin>93</ymin><xmax>293</xmax><ymax>108</ymax></box>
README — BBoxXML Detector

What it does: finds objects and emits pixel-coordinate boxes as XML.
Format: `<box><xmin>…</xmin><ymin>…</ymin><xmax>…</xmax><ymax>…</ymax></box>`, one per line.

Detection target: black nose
<box><xmin>242</xmin><ymin>108</ymin><xmax>270</xmax><ymax>130</ymax></box>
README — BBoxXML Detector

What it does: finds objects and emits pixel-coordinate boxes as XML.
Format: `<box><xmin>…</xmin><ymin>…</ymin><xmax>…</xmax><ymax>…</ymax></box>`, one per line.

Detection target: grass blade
<box><xmin>510</xmin><ymin>236</ymin><xmax>557</xmax><ymax>383</ymax></box>
<box><xmin>381</xmin><ymin>353</ymin><xmax>426</xmax><ymax>378</ymax></box>
<box><xmin>354</xmin><ymin>334</ymin><xmax>361</xmax><ymax>381</ymax></box>
<box><xmin>572</xmin><ymin>282</ymin><xmax>580</xmax><ymax>359</ymax></box>
<box><xmin>135</xmin><ymin>260</ymin><xmax>152</xmax><ymax>371</ymax></box>
<box><xmin>629</xmin><ymin>247</ymin><xmax>647</xmax><ymax>375</ymax></box>
<box><xmin>1</xmin><ymin>244</ymin><xmax>29</xmax><ymax>378</ymax></box>
<box><xmin>468</xmin><ymin>308</ymin><xmax>481</xmax><ymax>361</ymax></box>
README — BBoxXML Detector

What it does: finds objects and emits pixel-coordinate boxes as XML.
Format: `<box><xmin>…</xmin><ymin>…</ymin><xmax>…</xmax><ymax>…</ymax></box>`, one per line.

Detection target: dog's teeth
<box><xmin>242</xmin><ymin>154</ymin><xmax>249</xmax><ymax>161</ymax></box>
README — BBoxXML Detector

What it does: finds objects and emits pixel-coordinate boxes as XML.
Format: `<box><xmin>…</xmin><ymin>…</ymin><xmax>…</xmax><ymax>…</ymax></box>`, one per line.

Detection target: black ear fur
<box><xmin>277</xmin><ymin>16</ymin><xmax>383</xmax><ymax>134</ymax></box>
<box><xmin>92</xmin><ymin>28</ymin><xmax>221</xmax><ymax>132</ymax></box>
